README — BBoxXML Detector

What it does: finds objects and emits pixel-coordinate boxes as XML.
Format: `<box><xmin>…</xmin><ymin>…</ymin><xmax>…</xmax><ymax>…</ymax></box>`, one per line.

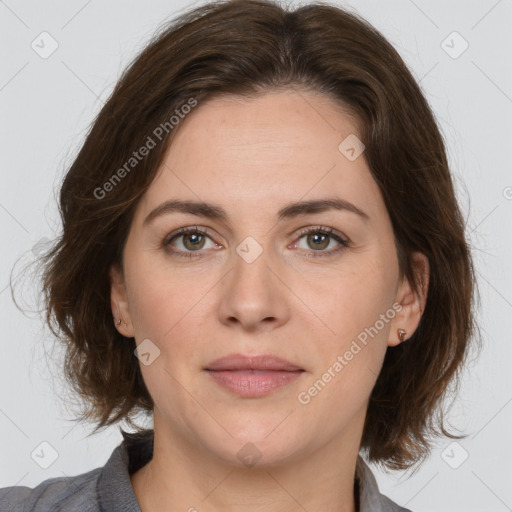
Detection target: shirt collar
<box><xmin>98</xmin><ymin>428</ymin><xmax>397</xmax><ymax>512</ymax></box>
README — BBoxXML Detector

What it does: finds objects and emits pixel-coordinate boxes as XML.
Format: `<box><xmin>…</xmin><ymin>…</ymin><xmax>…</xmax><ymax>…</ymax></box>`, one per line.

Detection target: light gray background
<box><xmin>1</xmin><ymin>1</ymin><xmax>511</xmax><ymax>511</ymax></box>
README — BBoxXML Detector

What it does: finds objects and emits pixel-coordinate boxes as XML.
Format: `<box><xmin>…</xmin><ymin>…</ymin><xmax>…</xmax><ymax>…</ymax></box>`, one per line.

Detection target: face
<box><xmin>110</xmin><ymin>89</ymin><xmax>427</xmax><ymax>467</ymax></box>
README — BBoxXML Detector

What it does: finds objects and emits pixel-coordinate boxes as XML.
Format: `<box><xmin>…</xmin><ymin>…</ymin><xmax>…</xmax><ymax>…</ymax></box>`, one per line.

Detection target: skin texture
<box><xmin>110</xmin><ymin>89</ymin><xmax>429</xmax><ymax>512</ymax></box>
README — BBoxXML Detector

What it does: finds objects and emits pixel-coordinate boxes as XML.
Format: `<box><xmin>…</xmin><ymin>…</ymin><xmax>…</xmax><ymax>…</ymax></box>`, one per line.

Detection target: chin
<box><xmin>196</xmin><ymin>424</ymin><xmax>306</xmax><ymax>469</ymax></box>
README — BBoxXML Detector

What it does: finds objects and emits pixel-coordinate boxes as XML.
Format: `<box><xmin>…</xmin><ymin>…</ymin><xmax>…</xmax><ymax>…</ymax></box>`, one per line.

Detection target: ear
<box><xmin>109</xmin><ymin>263</ymin><xmax>135</xmax><ymax>338</ymax></box>
<box><xmin>388</xmin><ymin>252</ymin><xmax>429</xmax><ymax>347</ymax></box>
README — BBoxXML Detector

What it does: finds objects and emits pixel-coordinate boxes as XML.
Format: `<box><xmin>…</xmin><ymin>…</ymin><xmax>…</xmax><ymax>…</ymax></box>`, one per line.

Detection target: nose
<box><xmin>216</xmin><ymin>240</ymin><xmax>291</xmax><ymax>332</ymax></box>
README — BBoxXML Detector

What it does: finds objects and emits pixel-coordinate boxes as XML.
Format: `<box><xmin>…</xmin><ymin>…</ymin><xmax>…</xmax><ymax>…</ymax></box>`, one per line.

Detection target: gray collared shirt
<box><xmin>0</xmin><ymin>430</ymin><xmax>412</xmax><ymax>511</ymax></box>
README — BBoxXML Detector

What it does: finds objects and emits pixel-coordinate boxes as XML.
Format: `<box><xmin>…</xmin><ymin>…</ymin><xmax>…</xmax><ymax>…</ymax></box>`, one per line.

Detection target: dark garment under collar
<box><xmin>0</xmin><ymin>429</ymin><xmax>412</xmax><ymax>511</ymax></box>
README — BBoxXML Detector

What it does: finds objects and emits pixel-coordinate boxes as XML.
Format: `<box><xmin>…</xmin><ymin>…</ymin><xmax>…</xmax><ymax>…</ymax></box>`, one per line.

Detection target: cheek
<box><xmin>125</xmin><ymin>249</ymin><xmax>212</xmax><ymax>340</ymax></box>
<box><xmin>294</xmin><ymin>337</ymin><xmax>384</xmax><ymax>444</ymax></box>
<box><xmin>297</xmin><ymin>252</ymin><xmax>396</xmax><ymax>400</ymax></box>
<box><xmin>297</xmin><ymin>278</ymin><xmax>391</xmax><ymax>428</ymax></box>
<box><xmin>302</xmin><ymin>252</ymin><xmax>397</xmax><ymax>342</ymax></box>
<box><xmin>125</xmin><ymin>258</ymin><xmax>215</xmax><ymax>398</ymax></box>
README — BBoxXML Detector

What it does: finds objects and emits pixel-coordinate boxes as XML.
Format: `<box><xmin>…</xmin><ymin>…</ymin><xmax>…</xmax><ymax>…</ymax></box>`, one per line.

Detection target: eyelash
<box><xmin>161</xmin><ymin>226</ymin><xmax>350</xmax><ymax>259</ymax></box>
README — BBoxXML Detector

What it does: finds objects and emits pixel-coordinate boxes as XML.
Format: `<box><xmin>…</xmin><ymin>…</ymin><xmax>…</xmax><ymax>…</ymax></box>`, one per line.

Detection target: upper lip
<box><xmin>204</xmin><ymin>354</ymin><xmax>304</xmax><ymax>371</ymax></box>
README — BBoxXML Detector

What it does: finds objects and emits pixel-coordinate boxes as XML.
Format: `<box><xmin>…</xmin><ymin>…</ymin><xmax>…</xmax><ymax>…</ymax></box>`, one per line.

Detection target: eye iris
<box><xmin>307</xmin><ymin>233</ymin><xmax>329</xmax><ymax>250</ymax></box>
<box><xmin>183</xmin><ymin>232</ymin><xmax>205</xmax><ymax>251</ymax></box>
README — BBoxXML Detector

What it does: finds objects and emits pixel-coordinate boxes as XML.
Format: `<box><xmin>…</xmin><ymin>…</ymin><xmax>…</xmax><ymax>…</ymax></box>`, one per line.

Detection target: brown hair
<box><xmin>15</xmin><ymin>0</ymin><xmax>480</xmax><ymax>471</ymax></box>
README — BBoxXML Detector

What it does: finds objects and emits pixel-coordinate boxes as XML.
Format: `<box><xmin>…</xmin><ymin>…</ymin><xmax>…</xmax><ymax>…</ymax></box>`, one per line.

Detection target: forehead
<box><xmin>135</xmin><ymin>90</ymin><xmax>384</xmax><ymax>224</ymax></box>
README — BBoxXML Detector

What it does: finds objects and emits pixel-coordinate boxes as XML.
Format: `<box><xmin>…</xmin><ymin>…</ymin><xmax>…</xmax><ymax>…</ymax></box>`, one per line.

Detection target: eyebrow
<box><xmin>143</xmin><ymin>197</ymin><xmax>369</xmax><ymax>226</ymax></box>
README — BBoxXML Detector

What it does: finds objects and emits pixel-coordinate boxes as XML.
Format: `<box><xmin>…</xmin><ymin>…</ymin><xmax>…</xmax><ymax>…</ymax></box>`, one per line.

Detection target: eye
<box><xmin>162</xmin><ymin>226</ymin><xmax>220</xmax><ymax>258</ymax></box>
<box><xmin>292</xmin><ymin>226</ymin><xmax>350</xmax><ymax>258</ymax></box>
<box><xmin>161</xmin><ymin>225</ymin><xmax>350</xmax><ymax>259</ymax></box>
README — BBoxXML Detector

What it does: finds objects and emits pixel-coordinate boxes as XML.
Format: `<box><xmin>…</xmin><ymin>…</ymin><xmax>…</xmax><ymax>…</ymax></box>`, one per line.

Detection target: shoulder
<box><xmin>379</xmin><ymin>493</ymin><xmax>413</xmax><ymax>512</ymax></box>
<box><xmin>0</xmin><ymin>429</ymin><xmax>152</xmax><ymax>512</ymax></box>
<box><xmin>356</xmin><ymin>455</ymin><xmax>414</xmax><ymax>512</ymax></box>
<box><xmin>0</xmin><ymin>467</ymin><xmax>102</xmax><ymax>512</ymax></box>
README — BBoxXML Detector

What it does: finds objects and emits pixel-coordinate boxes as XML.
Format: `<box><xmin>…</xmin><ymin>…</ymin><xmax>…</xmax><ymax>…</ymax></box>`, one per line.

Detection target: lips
<box><xmin>204</xmin><ymin>353</ymin><xmax>304</xmax><ymax>372</ymax></box>
<box><xmin>204</xmin><ymin>354</ymin><xmax>305</xmax><ymax>398</ymax></box>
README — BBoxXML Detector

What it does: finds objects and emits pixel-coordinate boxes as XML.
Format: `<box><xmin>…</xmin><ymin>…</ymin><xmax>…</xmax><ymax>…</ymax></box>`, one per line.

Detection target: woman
<box><xmin>1</xmin><ymin>0</ymin><xmax>478</xmax><ymax>510</ymax></box>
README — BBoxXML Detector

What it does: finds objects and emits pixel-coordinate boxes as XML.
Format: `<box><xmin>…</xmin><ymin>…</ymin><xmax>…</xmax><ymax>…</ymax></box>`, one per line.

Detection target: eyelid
<box><xmin>294</xmin><ymin>225</ymin><xmax>347</xmax><ymax>242</ymax></box>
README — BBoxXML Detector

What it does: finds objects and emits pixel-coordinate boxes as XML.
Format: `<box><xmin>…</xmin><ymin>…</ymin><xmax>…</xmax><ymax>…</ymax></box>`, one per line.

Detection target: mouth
<box><xmin>204</xmin><ymin>353</ymin><xmax>304</xmax><ymax>372</ymax></box>
<box><xmin>204</xmin><ymin>354</ymin><xmax>305</xmax><ymax>398</ymax></box>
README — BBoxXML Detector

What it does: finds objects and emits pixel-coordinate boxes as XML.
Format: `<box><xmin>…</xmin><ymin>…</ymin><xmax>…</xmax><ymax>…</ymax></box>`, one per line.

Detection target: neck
<box><xmin>131</xmin><ymin>410</ymin><xmax>362</xmax><ymax>512</ymax></box>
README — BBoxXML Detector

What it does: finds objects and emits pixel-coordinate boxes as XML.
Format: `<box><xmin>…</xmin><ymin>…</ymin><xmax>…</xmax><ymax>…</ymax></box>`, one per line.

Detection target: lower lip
<box><xmin>205</xmin><ymin>370</ymin><xmax>304</xmax><ymax>397</ymax></box>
